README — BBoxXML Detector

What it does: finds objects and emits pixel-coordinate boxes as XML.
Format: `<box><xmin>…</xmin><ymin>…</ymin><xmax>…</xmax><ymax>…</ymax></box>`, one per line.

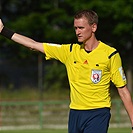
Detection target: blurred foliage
<box><xmin>0</xmin><ymin>0</ymin><xmax>132</xmax><ymax>91</ymax></box>
<box><xmin>44</xmin><ymin>60</ymin><xmax>69</xmax><ymax>91</ymax></box>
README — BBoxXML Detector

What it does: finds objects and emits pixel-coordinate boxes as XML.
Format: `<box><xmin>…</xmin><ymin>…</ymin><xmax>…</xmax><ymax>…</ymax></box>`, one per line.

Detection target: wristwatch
<box><xmin>132</xmin><ymin>127</ymin><xmax>133</xmax><ymax>130</ymax></box>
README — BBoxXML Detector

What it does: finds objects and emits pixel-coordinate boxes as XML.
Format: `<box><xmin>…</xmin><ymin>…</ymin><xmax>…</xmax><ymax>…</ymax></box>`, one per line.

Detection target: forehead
<box><xmin>74</xmin><ymin>17</ymin><xmax>89</xmax><ymax>26</ymax></box>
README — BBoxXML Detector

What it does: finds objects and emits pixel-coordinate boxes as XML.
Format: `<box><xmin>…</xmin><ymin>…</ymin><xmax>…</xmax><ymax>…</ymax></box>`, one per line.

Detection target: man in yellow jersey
<box><xmin>0</xmin><ymin>10</ymin><xmax>133</xmax><ymax>133</ymax></box>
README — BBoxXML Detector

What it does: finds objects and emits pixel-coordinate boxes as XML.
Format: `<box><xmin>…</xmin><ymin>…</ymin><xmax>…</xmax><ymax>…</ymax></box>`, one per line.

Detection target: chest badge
<box><xmin>91</xmin><ymin>69</ymin><xmax>102</xmax><ymax>83</ymax></box>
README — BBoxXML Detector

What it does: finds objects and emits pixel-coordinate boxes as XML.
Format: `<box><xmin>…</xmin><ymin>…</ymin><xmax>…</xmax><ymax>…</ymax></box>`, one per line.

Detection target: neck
<box><xmin>84</xmin><ymin>38</ymin><xmax>99</xmax><ymax>51</ymax></box>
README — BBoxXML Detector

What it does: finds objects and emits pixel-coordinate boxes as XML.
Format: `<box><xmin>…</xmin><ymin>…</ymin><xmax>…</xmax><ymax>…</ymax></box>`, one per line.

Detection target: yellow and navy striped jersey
<box><xmin>43</xmin><ymin>41</ymin><xmax>127</xmax><ymax>110</ymax></box>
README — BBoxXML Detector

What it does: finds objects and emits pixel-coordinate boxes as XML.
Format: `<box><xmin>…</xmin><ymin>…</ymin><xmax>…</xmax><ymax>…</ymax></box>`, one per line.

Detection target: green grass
<box><xmin>1</xmin><ymin>87</ymin><xmax>69</xmax><ymax>101</ymax></box>
<box><xmin>0</xmin><ymin>128</ymin><xmax>131</xmax><ymax>133</ymax></box>
<box><xmin>108</xmin><ymin>127</ymin><xmax>131</xmax><ymax>133</ymax></box>
<box><xmin>0</xmin><ymin>129</ymin><xmax>67</xmax><ymax>133</ymax></box>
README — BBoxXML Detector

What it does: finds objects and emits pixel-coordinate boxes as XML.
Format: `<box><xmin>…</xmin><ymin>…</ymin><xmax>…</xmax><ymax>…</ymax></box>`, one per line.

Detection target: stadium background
<box><xmin>0</xmin><ymin>0</ymin><xmax>132</xmax><ymax>132</ymax></box>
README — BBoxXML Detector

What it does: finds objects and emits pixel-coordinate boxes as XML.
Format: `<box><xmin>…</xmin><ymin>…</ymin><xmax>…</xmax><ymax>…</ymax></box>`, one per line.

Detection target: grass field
<box><xmin>0</xmin><ymin>128</ymin><xmax>131</xmax><ymax>133</ymax></box>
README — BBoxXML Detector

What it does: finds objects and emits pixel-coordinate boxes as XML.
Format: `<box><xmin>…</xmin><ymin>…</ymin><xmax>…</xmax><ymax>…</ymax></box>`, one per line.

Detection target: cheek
<box><xmin>84</xmin><ymin>30</ymin><xmax>92</xmax><ymax>38</ymax></box>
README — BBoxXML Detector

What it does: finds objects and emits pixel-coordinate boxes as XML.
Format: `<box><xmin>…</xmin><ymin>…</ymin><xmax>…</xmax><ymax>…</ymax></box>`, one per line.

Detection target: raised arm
<box><xmin>0</xmin><ymin>19</ymin><xmax>44</xmax><ymax>53</ymax></box>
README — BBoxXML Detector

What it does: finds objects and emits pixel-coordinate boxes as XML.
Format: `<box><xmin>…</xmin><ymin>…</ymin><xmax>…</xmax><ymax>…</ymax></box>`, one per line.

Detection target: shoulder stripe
<box><xmin>108</xmin><ymin>50</ymin><xmax>118</xmax><ymax>59</ymax></box>
<box><xmin>70</xmin><ymin>43</ymin><xmax>73</xmax><ymax>52</ymax></box>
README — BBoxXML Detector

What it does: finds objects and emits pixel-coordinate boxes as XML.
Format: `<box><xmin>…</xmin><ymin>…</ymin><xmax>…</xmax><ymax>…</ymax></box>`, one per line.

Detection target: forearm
<box><xmin>118</xmin><ymin>87</ymin><xmax>133</xmax><ymax>126</ymax></box>
<box><xmin>0</xmin><ymin>26</ymin><xmax>44</xmax><ymax>53</ymax></box>
<box><xmin>12</xmin><ymin>33</ymin><xmax>38</xmax><ymax>50</ymax></box>
<box><xmin>122</xmin><ymin>96</ymin><xmax>133</xmax><ymax>126</ymax></box>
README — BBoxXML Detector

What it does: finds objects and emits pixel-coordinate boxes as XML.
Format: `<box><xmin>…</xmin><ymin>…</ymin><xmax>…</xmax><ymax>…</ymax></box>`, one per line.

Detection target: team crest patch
<box><xmin>91</xmin><ymin>69</ymin><xmax>102</xmax><ymax>83</ymax></box>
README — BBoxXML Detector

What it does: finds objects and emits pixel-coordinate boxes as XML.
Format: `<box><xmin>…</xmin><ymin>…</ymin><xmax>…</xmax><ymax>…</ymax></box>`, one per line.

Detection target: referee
<box><xmin>0</xmin><ymin>10</ymin><xmax>133</xmax><ymax>133</ymax></box>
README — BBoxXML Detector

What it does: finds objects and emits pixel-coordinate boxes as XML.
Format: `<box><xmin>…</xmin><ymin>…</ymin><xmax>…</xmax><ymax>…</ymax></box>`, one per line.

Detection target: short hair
<box><xmin>74</xmin><ymin>10</ymin><xmax>98</xmax><ymax>25</ymax></box>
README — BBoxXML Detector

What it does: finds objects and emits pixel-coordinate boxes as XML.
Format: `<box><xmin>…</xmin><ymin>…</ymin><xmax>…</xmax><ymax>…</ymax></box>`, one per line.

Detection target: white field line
<box><xmin>0</xmin><ymin>123</ymin><xmax>131</xmax><ymax>131</ymax></box>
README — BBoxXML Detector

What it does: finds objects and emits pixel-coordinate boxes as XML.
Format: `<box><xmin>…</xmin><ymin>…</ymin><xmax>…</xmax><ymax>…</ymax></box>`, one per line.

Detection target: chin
<box><xmin>78</xmin><ymin>39</ymin><xmax>83</xmax><ymax>42</ymax></box>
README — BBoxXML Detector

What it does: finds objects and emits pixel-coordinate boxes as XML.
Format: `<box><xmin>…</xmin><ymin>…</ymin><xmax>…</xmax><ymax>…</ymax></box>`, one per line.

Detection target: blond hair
<box><xmin>74</xmin><ymin>10</ymin><xmax>98</xmax><ymax>25</ymax></box>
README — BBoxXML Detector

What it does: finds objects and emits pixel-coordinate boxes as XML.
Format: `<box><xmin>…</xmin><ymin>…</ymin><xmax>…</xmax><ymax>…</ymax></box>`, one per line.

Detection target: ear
<box><xmin>91</xmin><ymin>23</ymin><xmax>97</xmax><ymax>33</ymax></box>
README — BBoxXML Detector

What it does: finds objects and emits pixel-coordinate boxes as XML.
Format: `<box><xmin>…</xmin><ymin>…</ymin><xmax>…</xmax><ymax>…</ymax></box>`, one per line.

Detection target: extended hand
<box><xmin>0</xmin><ymin>19</ymin><xmax>4</xmax><ymax>32</ymax></box>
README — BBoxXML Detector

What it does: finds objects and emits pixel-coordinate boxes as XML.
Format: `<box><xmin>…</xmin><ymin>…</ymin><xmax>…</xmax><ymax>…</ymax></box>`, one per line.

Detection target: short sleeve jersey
<box><xmin>43</xmin><ymin>41</ymin><xmax>127</xmax><ymax>110</ymax></box>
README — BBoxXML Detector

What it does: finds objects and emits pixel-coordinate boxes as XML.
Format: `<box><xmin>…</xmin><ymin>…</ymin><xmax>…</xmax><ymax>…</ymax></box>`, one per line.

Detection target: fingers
<box><xmin>0</xmin><ymin>19</ymin><xmax>4</xmax><ymax>32</ymax></box>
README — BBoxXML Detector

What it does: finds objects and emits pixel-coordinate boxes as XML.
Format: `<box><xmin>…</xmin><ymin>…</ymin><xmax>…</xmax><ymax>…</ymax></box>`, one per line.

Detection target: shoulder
<box><xmin>61</xmin><ymin>43</ymin><xmax>81</xmax><ymax>52</ymax></box>
<box><xmin>69</xmin><ymin>43</ymin><xmax>81</xmax><ymax>51</ymax></box>
<box><xmin>100</xmin><ymin>41</ymin><xmax>116</xmax><ymax>51</ymax></box>
<box><xmin>99</xmin><ymin>41</ymin><xmax>118</xmax><ymax>58</ymax></box>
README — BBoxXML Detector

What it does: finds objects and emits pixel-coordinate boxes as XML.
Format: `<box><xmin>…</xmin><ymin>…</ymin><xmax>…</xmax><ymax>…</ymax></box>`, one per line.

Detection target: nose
<box><xmin>76</xmin><ymin>28</ymin><xmax>80</xmax><ymax>35</ymax></box>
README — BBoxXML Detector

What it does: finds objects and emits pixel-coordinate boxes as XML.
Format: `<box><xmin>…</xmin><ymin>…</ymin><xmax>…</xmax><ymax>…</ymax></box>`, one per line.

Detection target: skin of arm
<box><xmin>11</xmin><ymin>33</ymin><xmax>44</xmax><ymax>53</ymax></box>
<box><xmin>0</xmin><ymin>19</ymin><xmax>44</xmax><ymax>53</ymax></box>
<box><xmin>117</xmin><ymin>86</ymin><xmax>133</xmax><ymax>128</ymax></box>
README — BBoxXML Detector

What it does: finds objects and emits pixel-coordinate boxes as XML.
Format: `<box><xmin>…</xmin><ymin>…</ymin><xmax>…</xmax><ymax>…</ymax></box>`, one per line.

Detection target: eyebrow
<box><xmin>74</xmin><ymin>26</ymin><xmax>84</xmax><ymax>29</ymax></box>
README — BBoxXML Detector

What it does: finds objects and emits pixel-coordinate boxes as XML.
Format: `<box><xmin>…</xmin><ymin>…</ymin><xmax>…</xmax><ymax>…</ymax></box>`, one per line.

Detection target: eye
<box><xmin>74</xmin><ymin>27</ymin><xmax>77</xmax><ymax>30</ymax></box>
<box><xmin>79</xmin><ymin>27</ymin><xmax>84</xmax><ymax>29</ymax></box>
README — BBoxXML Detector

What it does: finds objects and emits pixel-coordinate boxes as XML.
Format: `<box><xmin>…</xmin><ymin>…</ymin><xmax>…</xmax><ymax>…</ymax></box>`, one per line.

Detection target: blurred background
<box><xmin>0</xmin><ymin>0</ymin><xmax>132</xmax><ymax>131</ymax></box>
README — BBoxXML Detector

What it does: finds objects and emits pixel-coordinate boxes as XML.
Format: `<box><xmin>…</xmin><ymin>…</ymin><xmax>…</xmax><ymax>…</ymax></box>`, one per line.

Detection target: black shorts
<box><xmin>68</xmin><ymin>107</ymin><xmax>111</xmax><ymax>133</ymax></box>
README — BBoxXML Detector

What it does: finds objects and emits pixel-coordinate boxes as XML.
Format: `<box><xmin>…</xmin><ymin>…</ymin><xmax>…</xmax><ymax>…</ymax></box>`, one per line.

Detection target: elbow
<box><xmin>29</xmin><ymin>41</ymin><xmax>38</xmax><ymax>51</ymax></box>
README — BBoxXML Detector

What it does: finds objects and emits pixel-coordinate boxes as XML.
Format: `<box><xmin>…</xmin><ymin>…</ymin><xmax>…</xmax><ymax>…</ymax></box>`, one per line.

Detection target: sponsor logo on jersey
<box><xmin>91</xmin><ymin>69</ymin><xmax>102</xmax><ymax>83</ymax></box>
<box><xmin>83</xmin><ymin>60</ymin><xmax>88</xmax><ymax>64</ymax></box>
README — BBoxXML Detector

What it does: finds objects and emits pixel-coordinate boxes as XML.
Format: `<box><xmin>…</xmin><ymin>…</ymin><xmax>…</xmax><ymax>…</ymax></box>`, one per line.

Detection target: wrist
<box><xmin>0</xmin><ymin>27</ymin><xmax>15</xmax><ymax>39</ymax></box>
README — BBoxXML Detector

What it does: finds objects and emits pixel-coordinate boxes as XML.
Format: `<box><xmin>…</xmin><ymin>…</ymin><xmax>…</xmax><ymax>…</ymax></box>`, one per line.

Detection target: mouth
<box><xmin>77</xmin><ymin>36</ymin><xmax>83</xmax><ymax>42</ymax></box>
<box><xmin>77</xmin><ymin>36</ymin><xmax>83</xmax><ymax>40</ymax></box>
<box><xmin>77</xmin><ymin>35</ymin><xmax>82</xmax><ymax>38</ymax></box>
